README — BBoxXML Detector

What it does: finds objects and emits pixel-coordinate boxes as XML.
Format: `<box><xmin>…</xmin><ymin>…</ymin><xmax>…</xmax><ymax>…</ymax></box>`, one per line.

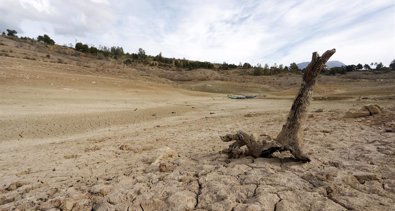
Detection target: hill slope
<box><xmin>297</xmin><ymin>60</ymin><xmax>346</xmax><ymax>69</ymax></box>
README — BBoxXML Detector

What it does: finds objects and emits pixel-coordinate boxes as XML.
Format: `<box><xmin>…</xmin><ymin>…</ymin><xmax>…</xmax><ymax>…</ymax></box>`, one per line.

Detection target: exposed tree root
<box><xmin>220</xmin><ymin>49</ymin><xmax>336</xmax><ymax>162</ymax></box>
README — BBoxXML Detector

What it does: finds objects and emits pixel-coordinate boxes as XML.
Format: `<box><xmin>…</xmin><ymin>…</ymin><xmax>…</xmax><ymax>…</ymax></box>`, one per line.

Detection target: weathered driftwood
<box><xmin>221</xmin><ymin>49</ymin><xmax>336</xmax><ymax>162</ymax></box>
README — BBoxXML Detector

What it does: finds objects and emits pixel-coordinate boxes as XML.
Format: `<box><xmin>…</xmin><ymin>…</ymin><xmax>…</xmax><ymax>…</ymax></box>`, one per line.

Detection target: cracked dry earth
<box><xmin>2</xmin><ymin>102</ymin><xmax>395</xmax><ymax>211</ymax></box>
<box><xmin>1</xmin><ymin>59</ymin><xmax>395</xmax><ymax>211</ymax></box>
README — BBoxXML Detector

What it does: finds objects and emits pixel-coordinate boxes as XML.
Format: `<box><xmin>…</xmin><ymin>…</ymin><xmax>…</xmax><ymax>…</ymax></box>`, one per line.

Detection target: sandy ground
<box><xmin>1</xmin><ymin>39</ymin><xmax>395</xmax><ymax>211</ymax></box>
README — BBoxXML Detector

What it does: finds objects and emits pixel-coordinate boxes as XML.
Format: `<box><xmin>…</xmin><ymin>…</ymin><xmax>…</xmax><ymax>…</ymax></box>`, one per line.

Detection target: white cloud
<box><xmin>0</xmin><ymin>0</ymin><xmax>394</xmax><ymax>65</ymax></box>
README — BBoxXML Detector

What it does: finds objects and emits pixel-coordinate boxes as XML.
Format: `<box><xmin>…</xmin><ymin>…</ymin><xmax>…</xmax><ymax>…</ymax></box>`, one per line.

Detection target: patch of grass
<box><xmin>23</xmin><ymin>56</ymin><xmax>36</xmax><ymax>60</ymax></box>
<box><xmin>54</xmin><ymin>58</ymin><xmax>67</xmax><ymax>64</ymax></box>
<box><xmin>0</xmin><ymin>52</ymin><xmax>10</xmax><ymax>57</ymax></box>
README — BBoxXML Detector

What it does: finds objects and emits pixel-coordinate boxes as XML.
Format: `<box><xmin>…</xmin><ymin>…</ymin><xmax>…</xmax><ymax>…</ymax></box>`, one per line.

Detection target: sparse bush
<box><xmin>253</xmin><ymin>67</ymin><xmax>263</xmax><ymax>76</ymax></box>
<box><xmin>138</xmin><ymin>48</ymin><xmax>146</xmax><ymax>60</ymax></box>
<box><xmin>289</xmin><ymin>62</ymin><xmax>299</xmax><ymax>72</ymax></box>
<box><xmin>0</xmin><ymin>52</ymin><xmax>10</xmax><ymax>57</ymax></box>
<box><xmin>37</xmin><ymin>34</ymin><xmax>55</xmax><ymax>45</ymax></box>
<box><xmin>111</xmin><ymin>46</ymin><xmax>124</xmax><ymax>58</ymax></box>
<box><xmin>6</xmin><ymin>29</ymin><xmax>17</xmax><ymax>37</ymax></box>
<box><xmin>124</xmin><ymin>58</ymin><xmax>133</xmax><ymax>65</ymax></box>
<box><xmin>75</xmin><ymin>42</ymin><xmax>89</xmax><ymax>53</ymax></box>
<box><xmin>242</xmin><ymin>63</ymin><xmax>252</xmax><ymax>69</ymax></box>
<box><xmin>89</xmin><ymin>46</ymin><xmax>98</xmax><ymax>55</ymax></box>
<box><xmin>23</xmin><ymin>56</ymin><xmax>36</xmax><ymax>60</ymax></box>
<box><xmin>376</xmin><ymin>62</ymin><xmax>384</xmax><ymax>70</ymax></box>
<box><xmin>390</xmin><ymin>60</ymin><xmax>395</xmax><ymax>70</ymax></box>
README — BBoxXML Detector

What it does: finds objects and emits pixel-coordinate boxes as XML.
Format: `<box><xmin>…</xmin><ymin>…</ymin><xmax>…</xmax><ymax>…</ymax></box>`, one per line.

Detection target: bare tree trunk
<box><xmin>220</xmin><ymin>49</ymin><xmax>336</xmax><ymax>162</ymax></box>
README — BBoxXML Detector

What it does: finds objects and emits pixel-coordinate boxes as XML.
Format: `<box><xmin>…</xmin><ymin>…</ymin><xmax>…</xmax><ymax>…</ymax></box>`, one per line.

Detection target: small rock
<box><xmin>72</xmin><ymin>199</ymin><xmax>92</xmax><ymax>211</ymax></box>
<box><xmin>89</xmin><ymin>185</ymin><xmax>112</xmax><ymax>196</ymax></box>
<box><xmin>256</xmin><ymin>193</ymin><xmax>279</xmax><ymax>211</ymax></box>
<box><xmin>119</xmin><ymin>144</ymin><xmax>130</xmax><ymax>151</ymax></box>
<box><xmin>39</xmin><ymin>198</ymin><xmax>62</xmax><ymax>210</ymax></box>
<box><xmin>363</xmin><ymin>104</ymin><xmax>382</xmax><ymax>115</ymax></box>
<box><xmin>244</xmin><ymin>113</ymin><xmax>255</xmax><ymax>117</ymax></box>
<box><xmin>315</xmin><ymin>108</ymin><xmax>324</xmax><ymax>113</ymax></box>
<box><xmin>159</xmin><ymin>162</ymin><xmax>174</xmax><ymax>172</ymax></box>
<box><xmin>167</xmin><ymin>191</ymin><xmax>196</xmax><ymax>211</ymax></box>
<box><xmin>62</xmin><ymin>199</ymin><xmax>75</xmax><ymax>211</ymax></box>
<box><xmin>5</xmin><ymin>181</ymin><xmax>25</xmax><ymax>191</ymax></box>
<box><xmin>0</xmin><ymin>195</ymin><xmax>15</xmax><ymax>205</ymax></box>
<box><xmin>345</xmin><ymin>104</ymin><xmax>383</xmax><ymax>118</ymax></box>
<box><xmin>345</xmin><ymin>108</ymin><xmax>370</xmax><ymax>118</ymax></box>
<box><xmin>353</xmin><ymin>173</ymin><xmax>380</xmax><ymax>184</ymax></box>
<box><xmin>152</xmin><ymin>147</ymin><xmax>178</xmax><ymax>164</ymax></box>
<box><xmin>84</xmin><ymin>145</ymin><xmax>100</xmax><ymax>152</ymax></box>
<box><xmin>92</xmin><ymin>202</ymin><xmax>111</xmax><ymax>211</ymax></box>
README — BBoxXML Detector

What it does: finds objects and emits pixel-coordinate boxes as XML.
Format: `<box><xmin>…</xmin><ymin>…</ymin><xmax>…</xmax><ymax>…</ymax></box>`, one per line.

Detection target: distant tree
<box><xmin>154</xmin><ymin>52</ymin><xmax>163</xmax><ymax>62</ymax></box>
<box><xmin>329</xmin><ymin>67</ymin><xmax>346</xmax><ymax>75</ymax></box>
<box><xmin>75</xmin><ymin>42</ymin><xmax>83</xmax><ymax>51</ymax></box>
<box><xmin>110</xmin><ymin>46</ymin><xmax>124</xmax><ymax>58</ymax></box>
<box><xmin>364</xmin><ymin>64</ymin><xmax>371</xmax><ymax>70</ymax></box>
<box><xmin>6</xmin><ymin>29</ymin><xmax>17</xmax><ymax>37</ymax></box>
<box><xmin>389</xmin><ymin>60</ymin><xmax>395</xmax><ymax>70</ymax></box>
<box><xmin>37</xmin><ymin>34</ymin><xmax>55</xmax><ymax>45</ymax></box>
<box><xmin>1</xmin><ymin>32</ymin><xmax>5</xmax><ymax>36</ymax></box>
<box><xmin>376</xmin><ymin>62</ymin><xmax>383</xmax><ymax>70</ymax></box>
<box><xmin>75</xmin><ymin>42</ymin><xmax>89</xmax><ymax>53</ymax></box>
<box><xmin>138</xmin><ymin>48</ymin><xmax>146</xmax><ymax>60</ymax></box>
<box><xmin>228</xmin><ymin>63</ymin><xmax>238</xmax><ymax>69</ymax></box>
<box><xmin>356</xmin><ymin>63</ymin><xmax>363</xmax><ymax>70</ymax></box>
<box><xmin>89</xmin><ymin>46</ymin><xmax>98</xmax><ymax>55</ymax></box>
<box><xmin>345</xmin><ymin>65</ymin><xmax>356</xmax><ymax>72</ymax></box>
<box><xmin>99</xmin><ymin>45</ymin><xmax>111</xmax><ymax>57</ymax></box>
<box><xmin>289</xmin><ymin>62</ymin><xmax>299</xmax><ymax>72</ymax></box>
<box><xmin>242</xmin><ymin>62</ymin><xmax>252</xmax><ymax>69</ymax></box>
<box><xmin>220</xmin><ymin>62</ymin><xmax>229</xmax><ymax>70</ymax></box>
<box><xmin>124</xmin><ymin>58</ymin><xmax>133</xmax><ymax>65</ymax></box>
<box><xmin>253</xmin><ymin>66</ymin><xmax>263</xmax><ymax>76</ymax></box>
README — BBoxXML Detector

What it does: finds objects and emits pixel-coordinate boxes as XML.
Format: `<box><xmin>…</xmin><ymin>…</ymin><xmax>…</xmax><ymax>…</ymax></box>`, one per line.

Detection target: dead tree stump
<box><xmin>220</xmin><ymin>49</ymin><xmax>336</xmax><ymax>162</ymax></box>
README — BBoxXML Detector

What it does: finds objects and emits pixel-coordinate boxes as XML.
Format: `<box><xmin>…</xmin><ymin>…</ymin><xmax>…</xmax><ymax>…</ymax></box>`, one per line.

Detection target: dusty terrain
<box><xmin>1</xmin><ymin>37</ymin><xmax>395</xmax><ymax>211</ymax></box>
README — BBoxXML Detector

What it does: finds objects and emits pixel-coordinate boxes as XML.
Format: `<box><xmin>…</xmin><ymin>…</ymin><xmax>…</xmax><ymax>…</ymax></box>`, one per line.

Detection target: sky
<box><xmin>0</xmin><ymin>0</ymin><xmax>394</xmax><ymax>66</ymax></box>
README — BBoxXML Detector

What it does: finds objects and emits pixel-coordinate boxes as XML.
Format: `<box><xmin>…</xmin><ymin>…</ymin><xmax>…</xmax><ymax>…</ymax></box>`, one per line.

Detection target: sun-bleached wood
<box><xmin>220</xmin><ymin>49</ymin><xmax>336</xmax><ymax>162</ymax></box>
